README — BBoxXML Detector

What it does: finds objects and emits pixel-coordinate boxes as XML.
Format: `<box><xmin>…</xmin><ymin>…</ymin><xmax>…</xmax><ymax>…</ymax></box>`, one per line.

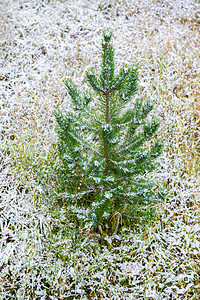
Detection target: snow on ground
<box><xmin>0</xmin><ymin>0</ymin><xmax>200</xmax><ymax>299</ymax></box>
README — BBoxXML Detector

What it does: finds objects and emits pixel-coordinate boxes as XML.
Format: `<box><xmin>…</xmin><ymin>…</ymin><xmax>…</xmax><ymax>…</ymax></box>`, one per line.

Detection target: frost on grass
<box><xmin>0</xmin><ymin>0</ymin><xmax>200</xmax><ymax>299</ymax></box>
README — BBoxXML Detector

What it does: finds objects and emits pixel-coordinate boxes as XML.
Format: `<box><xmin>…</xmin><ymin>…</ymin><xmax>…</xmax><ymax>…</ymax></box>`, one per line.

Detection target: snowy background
<box><xmin>0</xmin><ymin>0</ymin><xmax>200</xmax><ymax>299</ymax></box>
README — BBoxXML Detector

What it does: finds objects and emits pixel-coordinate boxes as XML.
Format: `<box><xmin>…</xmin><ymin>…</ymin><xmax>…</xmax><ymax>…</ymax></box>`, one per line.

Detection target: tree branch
<box><xmin>108</xmin><ymin>72</ymin><xmax>127</xmax><ymax>94</ymax></box>
<box><xmin>87</xmin><ymin>74</ymin><xmax>106</xmax><ymax>94</ymax></box>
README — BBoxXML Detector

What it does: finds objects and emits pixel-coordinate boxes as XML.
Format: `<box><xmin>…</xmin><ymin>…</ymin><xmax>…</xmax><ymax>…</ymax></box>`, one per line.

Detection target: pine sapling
<box><xmin>55</xmin><ymin>29</ymin><xmax>165</xmax><ymax>233</ymax></box>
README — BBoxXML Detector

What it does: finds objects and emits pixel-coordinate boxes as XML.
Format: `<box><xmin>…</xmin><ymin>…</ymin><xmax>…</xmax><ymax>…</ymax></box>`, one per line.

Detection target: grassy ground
<box><xmin>0</xmin><ymin>0</ymin><xmax>200</xmax><ymax>299</ymax></box>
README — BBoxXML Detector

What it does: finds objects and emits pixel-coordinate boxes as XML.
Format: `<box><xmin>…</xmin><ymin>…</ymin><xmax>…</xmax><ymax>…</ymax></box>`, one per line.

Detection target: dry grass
<box><xmin>0</xmin><ymin>0</ymin><xmax>200</xmax><ymax>299</ymax></box>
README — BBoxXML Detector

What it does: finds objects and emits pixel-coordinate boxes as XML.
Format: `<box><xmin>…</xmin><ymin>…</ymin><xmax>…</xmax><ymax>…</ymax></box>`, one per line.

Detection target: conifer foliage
<box><xmin>55</xmin><ymin>30</ymin><xmax>165</xmax><ymax>232</ymax></box>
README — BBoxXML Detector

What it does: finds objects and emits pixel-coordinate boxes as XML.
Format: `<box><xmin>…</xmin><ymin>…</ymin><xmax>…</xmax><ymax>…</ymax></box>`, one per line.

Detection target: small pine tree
<box><xmin>55</xmin><ymin>29</ymin><xmax>165</xmax><ymax>233</ymax></box>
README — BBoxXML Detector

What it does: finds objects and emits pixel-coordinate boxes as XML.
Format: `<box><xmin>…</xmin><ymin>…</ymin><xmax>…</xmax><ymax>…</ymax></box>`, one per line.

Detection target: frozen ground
<box><xmin>0</xmin><ymin>0</ymin><xmax>200</xmax><ymax>299</ymax></box>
